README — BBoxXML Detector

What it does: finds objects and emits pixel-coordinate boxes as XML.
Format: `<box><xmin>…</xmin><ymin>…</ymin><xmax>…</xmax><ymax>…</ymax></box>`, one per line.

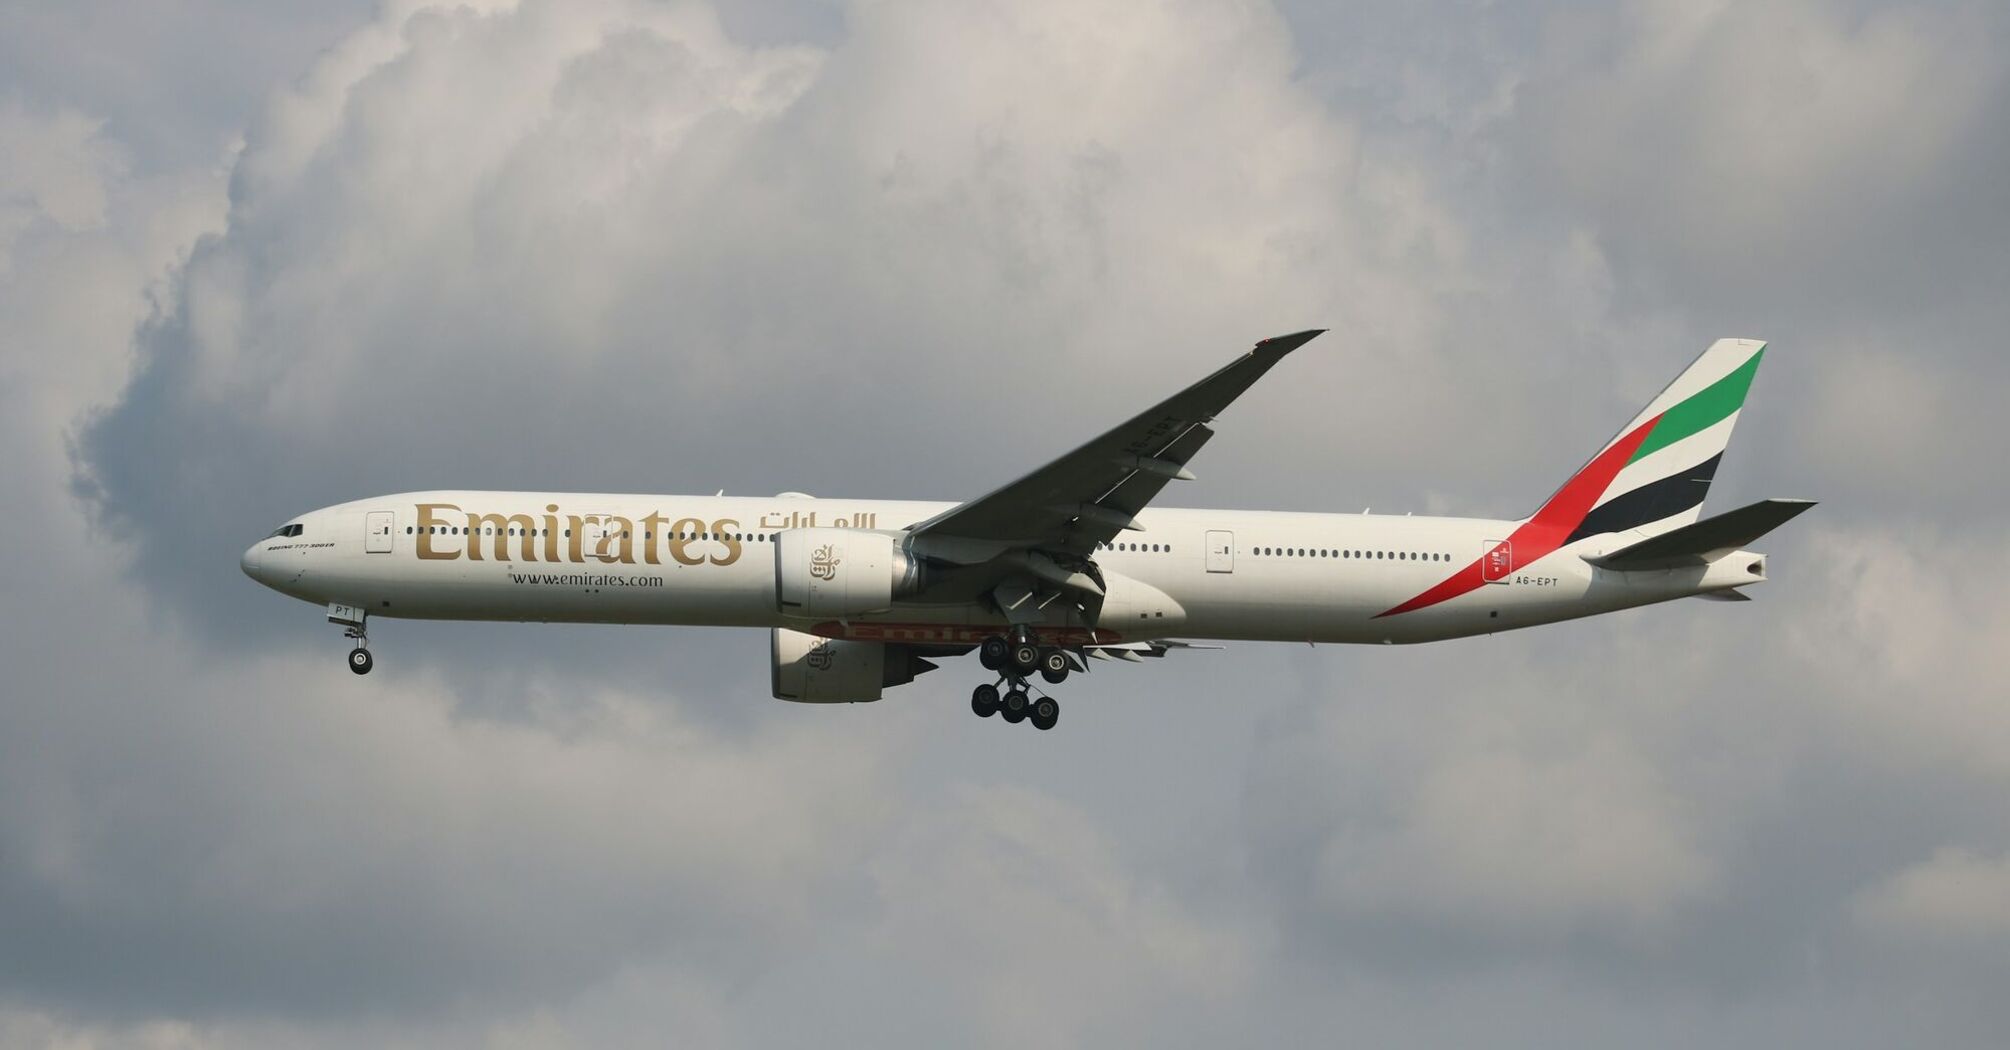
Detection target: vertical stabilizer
<box><xmin>1543</xmin><ymin>338</ymin><xmax>1767</xmax><ymax>543</ymax></box>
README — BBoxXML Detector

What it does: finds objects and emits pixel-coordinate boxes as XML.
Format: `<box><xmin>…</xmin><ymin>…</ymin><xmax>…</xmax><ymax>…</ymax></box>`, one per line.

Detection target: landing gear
<box><xmin>334</xmin><ymin>603</ymin><xmax>373</xmax><ymax>675</ymax></box>
<box><xmin>1039</xmin><ymin>649</ymin><xmax>1070</xmax><ymax>684</ymax></box>
<box><xmin>1009</xmin><ymin>640</ymin><xmax>1041</xmax><ymax>675</ymax></box>
<box><xmin>972</xmin><ymin>630</ymin><xmax>1068</xmax><ymax>730</ymax></box>
<box><xmin>979</xmin><ymin>636</ymin><xmax>1010</xmax><ymax>671</ymax></box>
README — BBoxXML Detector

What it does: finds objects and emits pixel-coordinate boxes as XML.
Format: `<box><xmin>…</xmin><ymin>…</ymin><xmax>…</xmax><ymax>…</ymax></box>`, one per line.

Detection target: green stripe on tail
<box><xmin>1628</xmin><ymin>346</ymin><xmax>1765</xmax><ymax>463</ymax></box>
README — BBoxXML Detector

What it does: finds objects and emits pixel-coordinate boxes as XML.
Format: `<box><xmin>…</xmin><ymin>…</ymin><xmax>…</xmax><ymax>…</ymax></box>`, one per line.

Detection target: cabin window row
<box><xmin>1255</xmin><ymin>547</ymin><xmax>1450</xmax><ymax>562</ymax></box>
<box><xmin>1096</xmin><ymin>541</ymin><xmax>1171</xmax><ymax>554</ymax></box>
<box><xmin>407</xmin><ymin>526</ymin><xmax>781</xmax><ymax>542</ymax></box>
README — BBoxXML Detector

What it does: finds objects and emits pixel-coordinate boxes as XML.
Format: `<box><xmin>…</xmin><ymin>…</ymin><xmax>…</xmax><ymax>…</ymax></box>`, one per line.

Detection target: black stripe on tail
<box><xmin>1566</xmin><ymin>453</ymin><xmax>1722</xmax><ymax>543</ymax></box>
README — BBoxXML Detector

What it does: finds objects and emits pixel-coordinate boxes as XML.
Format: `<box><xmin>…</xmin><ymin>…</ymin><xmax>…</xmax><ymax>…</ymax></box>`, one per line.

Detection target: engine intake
<box><xmin>773</xmin><ymin>528</ymin><xmax>924</xmax><ymax>617</ymax></box>
<box><xmin>770</xmin><ymin>628</ymin><xmax>935</xmax><ymax>702</ymax></box>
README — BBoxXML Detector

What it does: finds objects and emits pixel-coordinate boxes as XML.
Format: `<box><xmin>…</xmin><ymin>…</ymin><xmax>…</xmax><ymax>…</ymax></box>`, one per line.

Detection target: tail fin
<box><xmin>1533</xmin><ymin>338</ymin><xmax>1767</xmax><ymax>544</ymax></box>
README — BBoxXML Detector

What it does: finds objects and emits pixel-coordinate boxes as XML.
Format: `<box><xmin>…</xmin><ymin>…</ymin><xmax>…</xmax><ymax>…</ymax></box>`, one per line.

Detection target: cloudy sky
<box><xmin>4</xmin><ymin>0</ymin><xmax>2008</xmax><ymax>1045</ymax></box>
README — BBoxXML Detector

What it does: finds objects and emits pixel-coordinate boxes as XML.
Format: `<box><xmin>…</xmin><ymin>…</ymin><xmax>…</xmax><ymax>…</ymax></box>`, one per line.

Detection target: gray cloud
<box><xmin>4</xmin><ymin>0</ymin><xmax>2009</xmax><ymax>1045</ymax></box>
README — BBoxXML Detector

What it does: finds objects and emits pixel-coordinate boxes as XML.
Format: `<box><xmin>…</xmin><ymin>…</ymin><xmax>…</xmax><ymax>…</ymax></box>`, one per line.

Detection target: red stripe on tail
<box><xmin>1376</xmin><ymin>413</ymin><xmax>1662</xmax><ymax>618</ymax></box>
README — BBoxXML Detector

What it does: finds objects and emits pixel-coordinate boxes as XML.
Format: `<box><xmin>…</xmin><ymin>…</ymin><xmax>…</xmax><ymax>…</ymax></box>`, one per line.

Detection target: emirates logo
<box><xmin>806</xmin><ymin>640</ymin><xmax>834</xmax><ymax>671</ymax></box>
<box><xmin>809</xmin><ymin>543</ymin><xmax>841</xmax><ymax>581</ymax></box>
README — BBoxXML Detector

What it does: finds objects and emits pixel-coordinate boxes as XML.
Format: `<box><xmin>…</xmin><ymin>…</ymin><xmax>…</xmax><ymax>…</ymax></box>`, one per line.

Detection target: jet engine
<box><xmin>770</xmin><ymin>628</ymin><xmax>936</xmax><ymax>702</ymax></box>
<box><xmin>773</xmin><ymin>528</ymin><xmax>925</xmax><ymax>617</ymax></box>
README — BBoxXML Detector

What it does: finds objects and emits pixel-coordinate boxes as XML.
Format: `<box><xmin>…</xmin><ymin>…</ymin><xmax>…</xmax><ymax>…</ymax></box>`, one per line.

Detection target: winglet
<box><xmin>1254</xmin><ymin>329</ymin><xmax>1326</xmax><ymax>357</ymax></box>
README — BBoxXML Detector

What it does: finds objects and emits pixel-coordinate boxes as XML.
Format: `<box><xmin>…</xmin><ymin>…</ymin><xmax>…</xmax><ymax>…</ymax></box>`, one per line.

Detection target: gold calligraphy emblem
<box><xmin>809</xmin><ymin>544</ymin><xmax>841</xmax><ymax>582</ymax></box>
<box><xmin>807</xmin><ymin>640</ymin><xmax>834</xmax><ymax>671</ymax></box>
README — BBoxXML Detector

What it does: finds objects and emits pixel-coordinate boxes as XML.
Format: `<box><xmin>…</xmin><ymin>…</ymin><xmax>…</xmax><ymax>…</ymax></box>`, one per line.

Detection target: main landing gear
<box><xmin>972</xmin><ymin>628</ymin><xmax>1067</xmax><ymax>731</ymax></box>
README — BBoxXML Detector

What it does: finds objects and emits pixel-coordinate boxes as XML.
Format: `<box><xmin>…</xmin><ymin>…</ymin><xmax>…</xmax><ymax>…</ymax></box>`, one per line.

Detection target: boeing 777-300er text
<box><xmin>243</xmin><ymin>333</ymin><xmax>1812</xmax><ymax>731</ymax></box>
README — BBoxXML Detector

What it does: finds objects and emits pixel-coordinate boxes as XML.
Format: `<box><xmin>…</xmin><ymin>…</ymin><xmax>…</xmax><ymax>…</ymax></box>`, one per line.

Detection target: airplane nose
<box><xmin>241</xmin><ymin>543</ymin><xmax>264</xmax><ymax>581</ymax></box>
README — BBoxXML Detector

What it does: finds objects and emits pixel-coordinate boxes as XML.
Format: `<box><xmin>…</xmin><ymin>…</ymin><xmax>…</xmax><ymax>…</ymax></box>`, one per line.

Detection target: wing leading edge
<box><xmin>910</xmin><ymin>329</ymin><xmax>1325</xmax><ymax>557</ymax></box>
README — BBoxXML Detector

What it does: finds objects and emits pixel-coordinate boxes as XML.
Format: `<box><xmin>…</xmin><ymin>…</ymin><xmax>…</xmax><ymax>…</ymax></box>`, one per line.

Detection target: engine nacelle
<box><xmin>773</xmin><ymin>528</ymin><xmax>922</xmax><ymax>617</ymax></box>
<box><xmin>770</xmin><ymin>628</ymin><xmax>935</xmax><ymax>703</ymax></box>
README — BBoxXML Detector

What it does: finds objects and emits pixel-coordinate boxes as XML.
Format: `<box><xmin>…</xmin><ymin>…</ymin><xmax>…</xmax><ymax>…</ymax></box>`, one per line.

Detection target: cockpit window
<box><xmin>267</xmin><ymin>523</ymin><xmax>305</xmax><ymax>539</ymax></box>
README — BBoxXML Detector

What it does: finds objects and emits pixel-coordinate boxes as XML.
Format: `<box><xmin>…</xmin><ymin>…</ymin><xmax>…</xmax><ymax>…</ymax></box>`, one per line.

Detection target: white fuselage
<box><xmin>241</xmin><ymin>491</ymin><xmax>1766</xmax><ymax>646</ymax></box>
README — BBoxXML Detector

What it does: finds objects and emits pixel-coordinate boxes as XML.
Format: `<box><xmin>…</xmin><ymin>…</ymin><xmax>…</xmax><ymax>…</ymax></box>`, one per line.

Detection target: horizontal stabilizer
<box><xmin>1588</xmin><ymin>498</ymin><xmax>1816</xmax><ymax>571</ymax></box>
<box><xmin>1689</xmin><ymin>588</ymin><xmax>1753</xmax><ymax>602</ymax></box>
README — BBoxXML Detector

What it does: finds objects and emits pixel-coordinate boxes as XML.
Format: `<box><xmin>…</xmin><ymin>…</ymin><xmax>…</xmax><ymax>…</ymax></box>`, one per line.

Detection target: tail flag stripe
<box><xmin>1565</xmin><ymin>452</ymin><xmax>1722</xmax><ymax>545</ymax></box>
<box><xmin>1624</xmin><ymin>348</ymin><xmax>1762</xmax><ymax>465</ymax></box>
<box><xmin>1376</xmin><ymin>411</ymin><xmax>1660</xmax><ymax>618</ymax></box>
<box><xmin>1378</xmin><ymin>338</ymin><xmax>1767</xmax><ymax>619</ymax></box>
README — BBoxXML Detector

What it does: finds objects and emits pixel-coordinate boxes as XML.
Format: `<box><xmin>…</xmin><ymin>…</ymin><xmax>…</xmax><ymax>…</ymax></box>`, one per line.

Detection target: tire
<box><xmin>1030</xmin><ymin>697</ymin><xmax>1059</xmax><ymax>731</ymax></box>
<box><xmin>979</xmin><ymin>636</ymin><xmax>1009</xmax><ymax>671</ymax></box>
<box><xmin>1040</xmin><ymin>649</ymin><xmax>1070</xmax><ymax>683</ymax></box>
<box><xmin>348</xmin><ymin>647</ymin><xmax>374</xmax><ymax>675</ymax></box>
<box><xmin>1010</xmin><ymin>642</ymin><xmax>1041</xmax><ymax>674</ymax></box>
<box><xmin>971</xmin><ymin>683</ymin><xmax>1001</xmax><ymax>718</ymax></box>
<box><xmin>1001</xmin><ymin>689</ymin><xmax>1029</xmax><ymax>724</ymax></box>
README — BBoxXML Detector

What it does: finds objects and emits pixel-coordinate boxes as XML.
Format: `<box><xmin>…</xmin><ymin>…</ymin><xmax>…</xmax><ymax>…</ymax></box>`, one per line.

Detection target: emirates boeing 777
<box><xmin>242</xmin><ymin>333</ymin><xmax>1811</xmax><ymax>731</ymax></box>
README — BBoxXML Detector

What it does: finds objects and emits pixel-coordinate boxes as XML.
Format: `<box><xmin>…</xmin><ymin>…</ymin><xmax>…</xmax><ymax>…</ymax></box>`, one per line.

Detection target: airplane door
<box><xmin>1481</xmin><ymin>539</ymin><xmax>1511</xmax><ymax>583</ymax></box>
<box><xmin>1205</xmin><ymin>530</ymin><xmax>1234</xmax><ymax>573</ymax></box>
<box><xmin>365</xmin><ymin>510</ymin><xmax>394</xmax><ymax>553</ymax></box>
<box><xmin>582</xmin><ymin>515</ymin><xmax>620</xmax><ymax>561</ymax></box>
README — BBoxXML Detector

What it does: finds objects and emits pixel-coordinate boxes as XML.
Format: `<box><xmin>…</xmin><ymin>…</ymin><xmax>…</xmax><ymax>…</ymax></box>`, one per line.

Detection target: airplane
<box><xmin>242</xmin><ymin>332</ymin><xmax>1812</xmax><ymax>731</ymax></box>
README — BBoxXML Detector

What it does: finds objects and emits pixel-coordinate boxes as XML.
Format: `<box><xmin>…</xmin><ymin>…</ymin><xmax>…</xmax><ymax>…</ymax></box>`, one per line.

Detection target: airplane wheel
<box><xmin>1001</xmin><ymin>688</ymin><xmax>1029</xmax><ymax>723</ymax></box>
<box><xmin>971</xmin><ymin>683</ymin><xmax>1000</xmax><ymax>718</ymax></box>
<box><xmin>1030</xmin><ymin>697</ymin><xmax>1059</xmax><ymax>731</ymax></box>
<box><xmin>1010</xmin><ymin>642</ymin><xmax>1041</xmax><ymax>675</ymax></box>
<box><xmin>979</xmin><ymin>636</ymin><xmax>1009</xmax><ymax>671</ymax></box>
<box><xmin>348</xmin><ymin>647</ymin><xmax>374</xmax><ymax>675</ymax></box>
<box><xmin>1039</xmin><ymin>649</ymin><xmax>1070</xmax><ymax>683</ymax></box>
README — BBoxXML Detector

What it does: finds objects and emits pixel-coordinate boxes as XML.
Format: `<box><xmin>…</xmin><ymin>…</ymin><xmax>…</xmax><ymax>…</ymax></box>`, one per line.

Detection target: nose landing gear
<box><xmin>330</xmin><ymin>602</ymin><xmax>373</xmax><ymax>675</ymax></box>
<box><xmin>970</xmin><ymin>632</ymin><xmax>1067</xmax><ymax>731</ymax></box>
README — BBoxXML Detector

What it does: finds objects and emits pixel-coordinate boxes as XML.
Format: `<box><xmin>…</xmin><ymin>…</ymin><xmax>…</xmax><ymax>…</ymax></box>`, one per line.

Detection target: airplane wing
<box><xmin>909</xmin><ymin>329</ymin><xmax>1325</xmax><ymax>559</ymax></box>
<box><xmin>1085</xmin><ymin>639</ymin><xmax>1225</xmax><ymax>662</ymax></box>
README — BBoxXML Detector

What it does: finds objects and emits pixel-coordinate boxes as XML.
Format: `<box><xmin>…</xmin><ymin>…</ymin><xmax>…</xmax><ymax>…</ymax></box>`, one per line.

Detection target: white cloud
<box><xmin>1783</xmin><ymin>525</ymin><xmax>2010</xmax><ymax>780</ymax></box>
<box><xmin>1857</xmin><ymin>848</ymin><xmax>2010</xmax><ymax>941</ymax></box>
<box><xmin>1515</xmin><ymin>0</ymin><xmax>2006</xmax><ymax>300</ymax></box>
<box><xmin>1312</xmin><ymin>730</ymin><xmax>1714</xmax><ymax>932</ymax></box>
<box><xmin>6</xmin><ymin>0</ymin><xmax>2010</xmax><ymax>1045</ymax></box>
<box><xmin>0</xmin><ymin>101</ymin><xmax>125</xmax><ymax>272</ymax></box>
<box><xmin>861</xmin><ymin>785</ymin><xmax>1250</xmax><ymax>1047</ymax></box>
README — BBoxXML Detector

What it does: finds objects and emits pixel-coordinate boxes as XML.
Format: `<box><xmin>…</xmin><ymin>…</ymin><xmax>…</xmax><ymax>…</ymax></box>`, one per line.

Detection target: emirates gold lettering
<box><xmin>639</xmin><ymin>512</ymin><xmax>668</xmax><ymax>566</ymax></box>
<box><xmin>420</xmin><ymin>502</ymin><xmax>750</xmax><ymax>567</ymax></box>
<box><xmin>667</xmin><ymin>517</ymin><xmax>706</xmax><ymax>566</ymax></box>
<box><xmin>710</xmin><ymin>518</ymin><xmax>742</xmax><ymax>566</ymax></box>
<box><xmin>465</xmin><ymin>512</ymin><xmax>536</xmax><ymax>561</ymax></box>
<box><xmin>417</xmin><ymin>503</ymin><xmax>461</xmax><ymax>560</ymax></box>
